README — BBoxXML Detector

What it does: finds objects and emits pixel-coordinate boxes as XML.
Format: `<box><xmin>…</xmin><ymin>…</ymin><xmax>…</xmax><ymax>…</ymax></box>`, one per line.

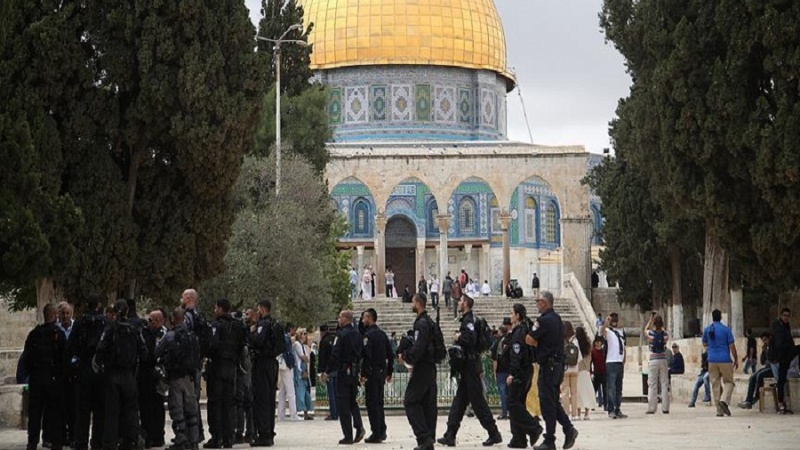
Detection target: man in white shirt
<box><xmin>601</xmin><ymin>312</ymin><xmax>627</xmax><ymax>419</ymax></box>
<box><xmin>481</xmin><ymin>280</ymin><xmax>491</xmax><ymax>296</ymax></box>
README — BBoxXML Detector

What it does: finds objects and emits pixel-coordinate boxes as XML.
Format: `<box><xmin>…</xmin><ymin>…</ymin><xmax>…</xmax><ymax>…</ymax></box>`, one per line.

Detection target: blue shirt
<box><xmin>702</xmin><ymin>322</ymin><xmax>734</xmax><ymax>363</ymax></box>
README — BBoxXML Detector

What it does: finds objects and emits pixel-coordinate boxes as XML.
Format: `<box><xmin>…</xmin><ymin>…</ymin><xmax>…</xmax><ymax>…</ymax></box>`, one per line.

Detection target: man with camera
<box><xmin>601</xmin><ymin>312</ymin><xmax>627</xmax><ymax>419</ymax></box>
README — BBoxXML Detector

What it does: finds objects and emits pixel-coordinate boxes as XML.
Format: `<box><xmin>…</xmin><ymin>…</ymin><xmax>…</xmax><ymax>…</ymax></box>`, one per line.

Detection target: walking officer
<box><xmin>438</xmin><ymin>295</ymin><xmax>502</xmax><ymax>447</ymax></box>
<box><xmin>398</xmin><ymin>293</ymin><xmax>438</xmax><ymax>450</ymax></box>
<box><xmin>359</xmin><ymin>308</ymin><xmax>393</xmax><ymax>443</ymax></box>
<box><xmin>328</xmin><ymin>310</ymin><xmax>365</xmax><ymax>444</ymax></box>
<box><xmin>140</xmin><ymin>310</ymin><xmax>167</xmax><ymax>448</ymax></box>
<box><xmin>25</xmin><ymin>304</ymin><xmax>67</xmax><ymax>450</ymax></box>
<box><xmin>234</xmin><ymin>309</ymin><xmax>255</xmax><ymax>444</ymax></box>
<box><xmin>205</xmin><ymin>299</ymin><xmax>248</xmax><ymax>448</ymax></box>
<box><xmin>505</xmin><ymin>303</ymin><xmax>543</xmax><ymax>448</ymax></box>
<box><xmin>525</xmin><ymin>291</ymin><xmax>578</xmax><ymax>450</ymax></box>
<box><xmin>249</xmin><ymin>299</ymin><xmax>283</xmax><ymax>447</ymax></box>
<box><xmin>94</xmin><ymin>299</ymin><xmax>148</xmax><ymax>450</ymax></box>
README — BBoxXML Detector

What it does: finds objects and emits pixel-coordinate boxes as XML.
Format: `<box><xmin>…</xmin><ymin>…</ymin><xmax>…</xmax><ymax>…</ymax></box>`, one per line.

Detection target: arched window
<box><xmin>489</xmin><ymin>197</ymin><xmax>500</xmax><ymax>234</ymax></box>
<box><xmin>459</xmin><ymin>196</ymin><xmax>477</xmax><ymax>235</ymax></box>
<box><xmin>544</xmin><ymin>200</ymin><xmax>560</xmax><ymax>244</ymax></box>
<box><xmin>353</xmin><ymin>199</ymin><xmax>370</xmax><ymax>236</ymax></box>
<box><xmin>524</xmin><ymin>196</ymin><xmax>538</xmax><ymax>243</ymax></box>
<box><xmin>427</xmin><ymin>199</ymin><xmax>439</xmax><ymax>236</ymax></box>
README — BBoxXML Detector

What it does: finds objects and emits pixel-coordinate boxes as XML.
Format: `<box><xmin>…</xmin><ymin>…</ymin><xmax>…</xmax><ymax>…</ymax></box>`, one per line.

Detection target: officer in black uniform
<box><xmin>317</xmin><ymin>322</ymin><xmax>339</xmax><ymax>421</ymax></box>
<box><xmin>25</xmin><ymin>304</ymin><xmax>67</xmax><ymax>450</ymax></box>
<box><xmin>438</xmin><ymin>295</ymin><xmax>502</xmax><ymax>447</ymax></box>
<box><xmin>359</xmin><ymin>308</ymin><xmax>393</xmax><ymax>443</ymax></box>
<box><xmin>505</xmin><ymin>303</ymin><xmax>543</xmax><ymax>448</ymax></box>
<box><xmin>249</xmin><ymin>299</ymin><xmax>282</xmax><ymax>447</ymax></box>
<box><xmin>525</xmin><ymin>291</ymin><xmax>578</xmax><ymax>450</ymax></box>
<box><xmin>67</xmin><ymin>294</ymin><xmax>107</xmax><ymax>450</ymax></box>
<box><xmin>399</xmin><ymin>293</ymin><xmax>437</xmax><ymax>450</ymax></box>
<box><xmin>234</xmin><ymin>309</ymin><xmax>254</xmax><ymax>444</ymax></box>
<box><xmin>328</xmin><ymin>310</ymin><xmax>365</xmax><ymax>444</ymax></box>
<box><xmin>205</xmin><ymin>299</ymin><xmax>247</xmax><ymax>448</ymax></box>
<box><xmin>181</xmin><ymin>288</ymin><xmax>207</xmax><ymax>442</ymax></box>
<box><xmin>95</xmin><ymin>299</ymin><xmax>148</xmax><ymax>450</ymax></box>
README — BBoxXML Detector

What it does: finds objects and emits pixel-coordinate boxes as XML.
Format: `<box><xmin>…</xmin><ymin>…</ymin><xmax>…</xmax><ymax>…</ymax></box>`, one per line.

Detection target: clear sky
<box><xmin>243</xmin><ymin>0</ymin><xmax>631</xmax><ymax>155</ymax></box>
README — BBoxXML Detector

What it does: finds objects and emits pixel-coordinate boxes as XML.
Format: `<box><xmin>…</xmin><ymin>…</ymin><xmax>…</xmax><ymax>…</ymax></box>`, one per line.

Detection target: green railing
<box><xmin>315</xmin><ymin>356</ymin><xmax>500</xmax><ymax>409</ymax></box>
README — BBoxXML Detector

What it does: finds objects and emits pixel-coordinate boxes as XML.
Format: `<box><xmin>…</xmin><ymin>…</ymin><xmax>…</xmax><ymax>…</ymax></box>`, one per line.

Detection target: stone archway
<box><xmin>385</xmin><ymin>215</ymin><xmax>418</xmax><ymax>296</ymax></box>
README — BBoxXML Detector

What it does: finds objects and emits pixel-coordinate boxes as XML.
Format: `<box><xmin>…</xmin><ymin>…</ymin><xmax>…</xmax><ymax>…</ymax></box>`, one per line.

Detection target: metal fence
<box><xmin>315</xmin><ymin>356</ymin><xmax>501</xmax><ymax>409</ymax></box>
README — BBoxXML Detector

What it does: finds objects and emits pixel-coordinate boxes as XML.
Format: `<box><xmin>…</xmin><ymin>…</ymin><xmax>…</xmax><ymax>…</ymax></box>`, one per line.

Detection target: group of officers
<box><xmin>24</xmin><ymin>287</ymin><xmax>579</xmax><ymax>450</ymax></box>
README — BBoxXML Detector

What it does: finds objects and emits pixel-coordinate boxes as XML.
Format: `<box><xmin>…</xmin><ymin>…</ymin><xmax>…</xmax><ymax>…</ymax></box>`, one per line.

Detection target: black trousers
<box><xmin>138</xmin><ymin>371</ymin><xmax>165</xmax><ymax>445</ymax></box>
<box><xmin>103</xmin><ymin>370</ymin><xmax>139</xmax><ymax>450</ymax></box>
<box><xmin>364</xmin><ymin>373</ymin><xmax>387</xmax><ymax>437</ymax></box>
<box><xmin>207</xmin><ymin>363</ymin><xmax>237</xmax><ymax>443</ymax></box>
<box><xmin>445</xmin><ymin>363</ymin><xmax>499</xmax><ymax>438</ymax></box>
<box><xmin>336</xmin><ymin>371</ymin><xmax>363</xmax><ymax>441</ymax></box>
<box><xmin>252</xmin><ymin>359</ymin><xmax>278</xmax><ymax>440</ymax></box>
<box><xmin>592</xmin><ymin>372</ymin><xmax>606</xmax><ymax>409</ymax></box>
<box><xmin>235</xmin><ymin>370</ymin><xmax>254</xmax><ymax>439</ymax></box>
<box><xmin>404</xmin><ymin>363</ymin><xmax>437</xmax><ymax>445</ymax></box>
<box><xmin>508</xmin><ymin>373</ymin><xmax>540</xmax><ymax>443</ymax></box>
<box><xmin>74</xmin><ymin>369</ymin><xmax>104</xmax><ymax>450</ymax></box>
<box><xmin>28</xmin><ymin>374</ymin><xmax>65</xmax><ymax>447</ymax></box>
<box><xmin>538</xmin><ymin>360</ymin><xmax>573</xmax><ymax>445</ymax></box>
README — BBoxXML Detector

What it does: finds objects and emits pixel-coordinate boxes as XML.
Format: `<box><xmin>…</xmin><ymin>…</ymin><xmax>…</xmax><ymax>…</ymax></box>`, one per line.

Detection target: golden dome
<box><xmin>299</xmin><ymin>0</ymin><xmax>514</xmax><ymax>87</ymax></box>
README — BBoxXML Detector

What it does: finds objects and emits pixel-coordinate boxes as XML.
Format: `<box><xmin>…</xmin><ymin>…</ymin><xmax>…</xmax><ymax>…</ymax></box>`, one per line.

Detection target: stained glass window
<box><xmin>459</xmin><ymin>196</ymin><xmax>476</xmax><ymax>235</ymax></box>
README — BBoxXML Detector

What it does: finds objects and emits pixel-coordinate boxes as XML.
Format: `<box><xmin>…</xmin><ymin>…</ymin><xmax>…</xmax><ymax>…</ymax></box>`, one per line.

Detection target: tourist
<box><xmin>644</xmin><ymin>313</ymin><xmax>670</xmax><ymax>414</ymax></box>
<box><xmin>417</xmin><ymin>275</ymin><xmax>428</xmax><ymax>297</ymax></box>
<box><xmin>429</xmin><ymin>275</ymin><xmax>439</xmax><ymax>307</ymax></box>
<box><xmin>743</xmin><ymin>328</ymin><xmax>758</xmax><ymax>374</ymax></box>
<box><xmin>772</xmin><ymin>308</ymin><xmax>795</xmax><ymax>414</ymax></box>
<box><xmin>702</xmin><ymin>309</ymin><xmax>738</xmax><ymax>417</ymax></box>
<box><xmin>467</xmin><ymin>279</ymin><xmax>479</xmax><ymax>296</ymax></box>
<box><xmin>349</xmin><ymin>267</ymin><xmax>358</xmax><ymax>300</ymax></box>
<box><xmin>575</xmin><ymin>326</ymin><xmax>594</xmax><ymax>421</ymax></box>
<box><xmin>277</xmin><ymin>323</ymin><xmax>299</xmax><ymax>421</ymax></box>
<box><xmin>687</xmin><ymin>350</ymin><xmax>711</xmax><ymax>408</ymax></box>
<box><xmin>402</xmin><ymin>285</ymin><xmax>412</xmax><ymax>303</ymax></box>
<box><xmin>594</xmin><ymin>313</ymin><xmax>603</xmax><ymax>333</ymax></box>
<box><xmin>443</xmin><ymin>272</ymin><xmax>453</xmax><ymax>308</ymax></box>
<box><xmin>601</xmin><ymin>312</ymin><xmax>627</xmax><ymax>419</ymax></box>
<box><xmin>590</xmin><ymin>337</ymin><xmax>606</xmax><ymax>410</ymax></box>
<box><xmin>293</xmin><ymin>328</ymin><xmax>314</xmax><ymax>420</ymax></box>
<box><xmin>669</xmin><ymin>343</ymin><xmax>685</xmax><ymax>376</ymax></box>
<box><xmin>481</xmin><ymin>280</ymin><xmax>491</xmax><ymax>296</ymax></box>
<box><xmin>561</xmin><ymin>321</ymin><xmax>580</xmax><ymax>420</ymax></box>
<box><xmin>531</xmin><ymin>273</ymin><xmax>540</xmax><ymax>298</ymax></box>
<box><xmin>525</xmin><ymin>291</ymin><xmax>579</xmax><ymax>450</ymax></box>
<box><xmin>737</xmin><ymin>362</ymin><xmax>774</xmax><ymax>409</ymax></box>
<box><xmin>362</xmin><ymin>266</ymin><xmax>372</xmax><ymax>300</ymax></box>
<box><xmin>385</xmin><ymin>267</ymin><xmax>395</xmax><ymax>298</ymax></box>
<box><xmin>459</xmin><ymin>269</ymin><xmax>468</xmax><ymax>289</ymax></box>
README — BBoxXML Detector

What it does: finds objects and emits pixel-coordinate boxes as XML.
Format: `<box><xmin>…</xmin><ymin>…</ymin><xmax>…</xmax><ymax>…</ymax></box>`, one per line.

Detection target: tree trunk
<box><xmin>702</xmin><ymin>230</ymin><xmax>729</xmax><ymax>327</ymax></box>
<box><xmin>35</xmin><ymin>277</ymin><xmax>62</xmax><ymax>323</ymax></box>
<box><xmin>730</xmin><ymin>284</ymin><xmax>744</xmax><ymax>338</ymax></box>
<box><xmin>669</xmin><ymin>245</ymin><xmax>684</xmax><ymax>339</ymax></box>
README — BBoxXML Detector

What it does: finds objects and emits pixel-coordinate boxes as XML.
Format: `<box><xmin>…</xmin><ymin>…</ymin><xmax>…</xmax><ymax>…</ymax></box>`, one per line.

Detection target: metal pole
<box><xmin>275</xmin><ymin>45</ymin><xmax>281</xmax><ymax>197</ymax></box>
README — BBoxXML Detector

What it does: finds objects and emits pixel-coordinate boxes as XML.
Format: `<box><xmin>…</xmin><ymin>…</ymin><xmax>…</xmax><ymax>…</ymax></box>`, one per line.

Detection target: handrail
<box><xmin>562</xmin><ymin>272</ymin><xmax>597</xmax><ymax>336</ymax></box>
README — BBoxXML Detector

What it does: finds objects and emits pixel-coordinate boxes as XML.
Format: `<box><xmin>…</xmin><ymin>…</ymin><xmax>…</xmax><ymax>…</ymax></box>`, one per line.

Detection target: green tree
<box><xmin>600</xmin><ymin>0</ymin><xmax>800</xmax><ymax>324</ymax></box>
<box><xmin>201</xmin><ymin>154</ymin><xmax>349</xmax><ymax>326</ymax></box>
<box><xmin>257</xmin><ymin>0</ymin><xmax>314</xmax><ymax>96</ymax></box>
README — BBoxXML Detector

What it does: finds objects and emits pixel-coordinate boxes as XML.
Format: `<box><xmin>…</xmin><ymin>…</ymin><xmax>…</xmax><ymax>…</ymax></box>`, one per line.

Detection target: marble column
<box><xmin>560</xmin><ymin>216</ymin><xmax>592</xmax><ymax>295</ymax></box>
<box><xmin>464</xmin><ymin>244</ymin><xmax>473</xmax><ymax>278</ymax></box>
<box><xmin>356</xmin><ymin>245</ymin><xmax>365</xmax><ymax>273</ymax></box>
<box><xmin>481</xmin><ymin>243</ymin><xmax>490</xmax><ymax>290</ymax></box>
<box><xmin>374</xmin><ymin>213</ymin><xmax>387</xmax><ymax>296</ymax></box>
<box><xmin>416</xmin><ymin>237</ymin><xmax>427</xmax><ymax>288</ymax></box>
<box><xmin>437</xmin><ymin>215</ymin><xmax>450</xmax><ymax>286</ymax></box>
<box><xmin>500</xmin><ymin>212</ymin><xmax>512</xmax><ymax>295</ymax></box>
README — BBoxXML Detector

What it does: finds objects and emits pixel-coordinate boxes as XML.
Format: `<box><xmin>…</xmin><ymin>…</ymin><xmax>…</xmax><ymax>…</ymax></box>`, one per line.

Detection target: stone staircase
<box><xmin>354</xmin><ymin>296</ymin><xmax>587</xmax><ymax>338</ymax></box>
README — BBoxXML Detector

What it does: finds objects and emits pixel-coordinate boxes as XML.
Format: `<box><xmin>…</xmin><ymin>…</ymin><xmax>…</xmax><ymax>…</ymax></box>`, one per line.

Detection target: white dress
<box><xmin>577</xmin><ymin>355</ymin><xmax>596</xmax><ymax>410</ymax></box>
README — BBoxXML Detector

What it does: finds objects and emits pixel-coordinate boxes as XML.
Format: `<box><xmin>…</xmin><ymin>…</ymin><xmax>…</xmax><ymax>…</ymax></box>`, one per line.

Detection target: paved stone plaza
<box><xmin>2</xmin><ymin>401</ymin><xmax>798</xmax><ymax>450</ymax></box>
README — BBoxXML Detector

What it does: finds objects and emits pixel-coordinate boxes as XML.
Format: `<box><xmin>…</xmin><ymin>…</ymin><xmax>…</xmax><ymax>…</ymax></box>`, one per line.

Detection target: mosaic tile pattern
<box><xmin>435</xmin><ymin>86</ymin><xmax>456</xmax><ymax>123</ymax></box>
<box><xmin>371</xmin><ymin>85</ymin><xmax>387</xmax><ymax>121</ymax></box>
<box><xmin>480</xmin><ymin>88</ymin><xmax>497</xmax><ymax>129</ymax></box>
<box><xmin>328</xmin><ymin>88</ymin><xmax>342</xmax><ymax>124</ymax></box>
<box><xmin>392</xmin><ymin>85</ymin><xmax>413</xmax><ymax>121</ymax></box>
<box><xmin>415</xmin><ymin>84</ymin><xmax>432</xmax><ymax>122</ymax></box>
<box><xmin>345</xmin><ymin>86</ymin><xmax>368</xmax><ymax>123</ymax></box>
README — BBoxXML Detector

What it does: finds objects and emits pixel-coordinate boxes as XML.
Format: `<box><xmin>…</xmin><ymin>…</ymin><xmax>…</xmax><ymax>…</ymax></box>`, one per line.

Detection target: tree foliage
<box><xmin>2</xmin><ymin>0</ymin><xmax>264</xmax><ymax>308</ymax></box>
<box><xmin>200</xmin><ymin>155</ymin><xmax>350</xmax><ymax>327</ymax></box>
<box><xmin>600</xmin><ymin>0</ymin><xmax>800</xmax><ymax>314</ymax></box>
<box><xmin>257</xmin><ymin>0</ymin><xmax>314</xmax><ymax>96</ymax></box>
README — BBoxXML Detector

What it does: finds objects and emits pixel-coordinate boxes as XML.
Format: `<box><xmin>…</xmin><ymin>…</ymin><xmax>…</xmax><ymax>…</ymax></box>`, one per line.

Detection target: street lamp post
<box><xmin>256</xmin><ymin>24</ymin><xmax>307</xmax><ymax>197</ymax></box>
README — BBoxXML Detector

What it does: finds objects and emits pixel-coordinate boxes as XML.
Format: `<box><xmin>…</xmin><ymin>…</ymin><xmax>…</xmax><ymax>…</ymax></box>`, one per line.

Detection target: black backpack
<box><xmin>187</xmin><ymin>309</ymin><xmax>212</xmax><ymax>357</ymax></box>
<box><xmin>473</xmin><ymin>315</ymin><xmax>493</xmax><ymax>353</ymax></box>
<box><xmin>112</xmin><ymin>322</ymin><xmax>140</xmax><ymax>369</ymax></box>
<box><xmin>650</xmin><ymin>330</ymin><xmax>667</xmax><ymax>354</ymax></box>
<box><xmin>564</xmin><ymin>340</ymin><xmax>579</xmax><ymax>366</ymax></box>
<box><xmin>428</xmin><ymin>317</ymin><xmax>447</xmax><ymax>363</ymax></box>
<box><xmin>169</xmin><ymin>327</ymin><xmax>201</xmax><ymax>376</ymax></box>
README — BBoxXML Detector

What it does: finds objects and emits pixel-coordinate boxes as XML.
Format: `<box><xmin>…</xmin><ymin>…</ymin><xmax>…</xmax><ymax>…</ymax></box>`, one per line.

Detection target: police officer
<box><xmin>359</xmin><ymin>308</ymin><xmax>393</xmax><ymax>443</ymax></box>
<box><xmin>234</xmin><ymin>309</ymin><xmax>254</xmax><ymax>444</ymax></box>
<box><xmin>438</xmin><ymin>295</ymin><xmax>502</xmax><ymax>447</ymax></box>
<box><xmin>156</xmin><ymin>307</ymin><xmax>201</xmax><ymax>450</ymax></box>
<box><xmin>94</xmin><ymin>299</ymin><xmax>147</xmax><ymax>450</ymax></box>
<box><xmin>249</xmin><ymin>299</ymin><xmax>282</xmax><ymax>447</ymax></box>
<box><xmin>25</xmin><ymin>303</ymin><xmax>67</xmax><ymax>450</ymax></box>
<box><xmin>205</xmin><ymin>299</ymin><xmax>247</xmax><ymax>448</ymax></box>
<box><xmin>328</xmin><ymin>310</ymin><xmax>365</xmax><ymax>444</ymax></box>
<box><xmin>525</xmin><ymin>291</ymin><xmax>578</xmax><ymax>450</ymax></box>
<box><xmin>67</xmin><ymin>294</ymin><xmax>107</xmax><ymax>450</ymax></box>
<box><xmin>181</xmin><ymin>288</ymin><xmax>208</xmax><ymax>442</ymax></box>
<box><xmin>140</xmin><ymin>310</ymin><xmax>167</xmax><ymax>448</ymax></box>
<box><xmin>317</xmin><ymin>322</ymin><xmax>338</xmax><ymax>421</ymax></box>
<box><xmin>505</xmin><ymin>303</ymin><xmax>543</xmax><ymax>448</ymax></box>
